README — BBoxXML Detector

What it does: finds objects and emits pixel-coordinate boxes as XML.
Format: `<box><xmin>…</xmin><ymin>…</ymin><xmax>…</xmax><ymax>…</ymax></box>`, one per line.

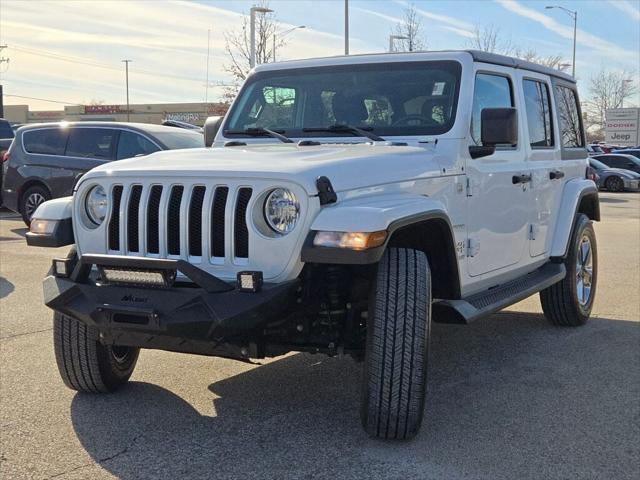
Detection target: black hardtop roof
<box><xmin>256</xmin><ymin>49</ymin><xmax>576</xmax><ymax>84</ymax></box>
<box><xmin>467</xmin><ymin>50</ymin><xmax>575</xmax><ymax>83</ymax></box>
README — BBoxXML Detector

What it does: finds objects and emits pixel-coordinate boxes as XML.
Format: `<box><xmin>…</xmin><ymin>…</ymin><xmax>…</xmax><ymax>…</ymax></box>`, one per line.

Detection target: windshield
<box><xmin>153</xmin><ymin>130</ymin><xmax>203</xmax><ymax>150</ymax></box>
<box><xmin>225</xmin><ymin>61</ymin><xmax>462</xmax><ymax>138</ymax></box>
<box><xmin>589</xmin><ymin>159</ymin><xmax>608</xmax><ymax>170</ymax></box>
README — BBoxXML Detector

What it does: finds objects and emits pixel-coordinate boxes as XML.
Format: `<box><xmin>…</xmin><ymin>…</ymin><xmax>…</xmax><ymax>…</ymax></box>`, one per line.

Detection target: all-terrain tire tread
<box><xmin>53</xmin><ymin>312</ymin><xmax>110</xmax><ymax>392</ymax></box>
<box><xmin>540</xmin><ymin>214</ymin><xmax>596</xmax><ymax>327</ymax></box>
<box><xmin>363</xmin><ymin>248</ymin><xmax>430</xmax><ymax>440</ymax></box>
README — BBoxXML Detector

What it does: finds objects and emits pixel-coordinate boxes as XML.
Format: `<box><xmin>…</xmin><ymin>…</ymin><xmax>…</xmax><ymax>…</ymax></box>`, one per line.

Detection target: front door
<box><xmin>466</xmin><ymin>69</ymin><xmax>531</xmax><ymax>277</ymax></box>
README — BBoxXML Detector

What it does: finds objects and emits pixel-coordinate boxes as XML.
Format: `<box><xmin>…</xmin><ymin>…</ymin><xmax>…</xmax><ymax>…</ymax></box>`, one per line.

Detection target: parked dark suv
<box><xmin>2</xmin><ymin>122</ymin><xmax>203</xmax><ymax>225</ymax></box>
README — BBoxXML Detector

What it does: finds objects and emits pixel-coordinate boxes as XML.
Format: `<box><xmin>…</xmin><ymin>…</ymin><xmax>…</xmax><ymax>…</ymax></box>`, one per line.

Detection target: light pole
<box><xmin>621</xmin><ymin>79</ymin><xmax>633</xmax><ymax>108</ymax></box>
<box><xmin>389</xmin><ymin>35</ymin><xmax>408</xmax><ymax>52</ymax></box>
<box><xmin>250</xmin><ymin>6</ymin><xmax>273</xmax><ymax>69</ymax></box>
<box><xmin>545</xmin><ymin>5</ymin><xmax>577</xmax><ymax>78</ymax></box>
<box><xmin>121</xmin><ymin>59</ymin><xmax>132</xmax><ymax>122</ymax></box>
<box><xmin>344</xmin><ymin>0</ymin><xmax>349</xmax><ymax>55</ymax></box>
<box><xmin>273</xmin><ymin>25</ymin><xmax>305</xmax><ymax>62</ymax></box>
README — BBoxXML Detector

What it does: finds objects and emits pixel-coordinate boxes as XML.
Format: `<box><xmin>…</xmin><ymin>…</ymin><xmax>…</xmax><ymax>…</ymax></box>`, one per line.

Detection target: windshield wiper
<box><xmin>302</xmin><ymin>124</ymin><xmax>386</xmax><ymax>142</ymax></box>
<box><xmin>225</xmin><ymin>127</ymin><xmax>293</xmax><ymax>144</ymax></box>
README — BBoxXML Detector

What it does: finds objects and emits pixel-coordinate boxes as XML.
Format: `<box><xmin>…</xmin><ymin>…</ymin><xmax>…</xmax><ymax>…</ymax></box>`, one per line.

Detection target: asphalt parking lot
<box><xmin>1</xmin><ymin>192</ymin><xmax>638</xmax><ymax>480</ymax></box>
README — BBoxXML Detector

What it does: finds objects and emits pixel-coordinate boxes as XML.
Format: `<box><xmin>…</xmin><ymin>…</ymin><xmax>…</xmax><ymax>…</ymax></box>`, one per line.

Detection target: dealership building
<box><xmin>4</xmin><ymin>102</ymin><xmax>228</xmax><ymax>126</ymax></box>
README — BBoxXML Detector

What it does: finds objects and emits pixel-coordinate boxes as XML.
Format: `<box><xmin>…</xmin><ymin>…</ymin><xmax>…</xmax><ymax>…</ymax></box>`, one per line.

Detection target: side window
<box><xmin>23</xmin><ymin>129</ymin><xmax>68</xmax><ymax>155</ymax></box>
<box><xmin>471</xmin><ymin>73</ymin><xmax>514</xmax><ymax>146</ymax></box>
<box><xmin>554</xmin><ymin>85</ymin><xmax>584</xmax><ymax>148</ymax></box>
<box><xmin>523</xmin><ymin>79</ymin><xmax>553</xmax><ymax>148</ymax></box>
<box><xmin>609</xmin><ymin>156</ymin><xmax>626</xmax><ymax>168</ymax></box>
<box><xmin>66</xmin><ymin>128</ymin><xmax>116</xmax><ymax>159</ymax></box>
<box><xmin>597</xmin><ymin>156</ymin><xmax>614</xmax><ymax>167</ymax></box>
<box><xmin>116</xmin><ymin>131</ymin><xmax>159</xmax><ymax>160</ymax></box>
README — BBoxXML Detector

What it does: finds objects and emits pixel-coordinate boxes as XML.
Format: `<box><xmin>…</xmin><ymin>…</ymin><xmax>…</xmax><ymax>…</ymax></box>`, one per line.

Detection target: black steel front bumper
<box><xmin>44</xmin><ymin>254</ymin><xmax>298</xmax><ymax>359</ymax></box>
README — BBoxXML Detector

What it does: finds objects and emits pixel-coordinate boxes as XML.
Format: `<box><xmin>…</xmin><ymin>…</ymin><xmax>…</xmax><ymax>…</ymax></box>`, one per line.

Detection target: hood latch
<box><xmin>316</xmin><ymin>176</ymin><xmax>337</xmax><ymax>205</ymax></box>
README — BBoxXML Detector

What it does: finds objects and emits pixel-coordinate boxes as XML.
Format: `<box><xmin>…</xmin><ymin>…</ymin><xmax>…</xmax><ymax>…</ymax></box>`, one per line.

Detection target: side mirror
<box><xmin>470</xmin><ymin>107</ymin><xmax>518</xmax><ymax>159</ymax></box>
<box><xmin>481</xmin><ymin>107</ymin><xmax>518</xmax><ymax>146</ymax></box>
<box><xmin>204</xmin><ymin>116</ymin><xmax>223</xmax><ymax>147</ymax></box>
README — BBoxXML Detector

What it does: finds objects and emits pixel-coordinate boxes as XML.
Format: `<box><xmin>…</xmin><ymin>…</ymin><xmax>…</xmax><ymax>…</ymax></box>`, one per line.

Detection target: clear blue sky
<box><xmin>1</xmin><ymin>0</ymin><xmax>638</xmax><ymax>110</ymax></box>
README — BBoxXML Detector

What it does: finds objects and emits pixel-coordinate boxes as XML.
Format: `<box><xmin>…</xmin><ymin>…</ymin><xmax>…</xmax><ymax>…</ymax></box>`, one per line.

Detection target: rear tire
<box><xmin>53</xmin><ymin>312</ymin><xmax>139</xmax><ymax>392</ymax></box>
<box><xmin>20</xmin><ymin>185</ymin><xmax>51</xmax><ymax>226</ymax></box>
<box><xmin>361</xmin><ymin>248</ymin><xmax>431</xmax><ymax>440</ymax></box>
<box><xmin>540</xmin><ymin>214</ymin><xmax>597</xmax><ymax>326</ymax></box>
<box><xmin>605</xmin><ymin>176</ymin><xmax>624</xmax><ymax>192</ymax></box>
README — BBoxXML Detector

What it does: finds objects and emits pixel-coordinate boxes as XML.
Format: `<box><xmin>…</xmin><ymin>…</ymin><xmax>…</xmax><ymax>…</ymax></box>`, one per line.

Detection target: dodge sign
<box><xmin>605</xmin><ymin>108</ymin><xmax>639</xmax><ymax>146</ymax></box>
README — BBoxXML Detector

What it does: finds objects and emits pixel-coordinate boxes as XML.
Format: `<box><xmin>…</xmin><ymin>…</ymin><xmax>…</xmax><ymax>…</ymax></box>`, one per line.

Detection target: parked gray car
<box><xmin>2</xmin><ymin>122</ymin><xmax>204</xmax><ymax>225</ymax></box>
<box><xmin>589</xmin><ymin>158</ymin><xmax>640</xmax><ymax>192</ymax></box>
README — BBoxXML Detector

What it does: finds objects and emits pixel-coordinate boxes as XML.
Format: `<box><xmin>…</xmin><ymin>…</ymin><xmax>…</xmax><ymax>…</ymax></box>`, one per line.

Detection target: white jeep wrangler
<box><xmin>28</xmin><ymin>50</ymin><xmax>599</xmax><ymax>440</ymax></box>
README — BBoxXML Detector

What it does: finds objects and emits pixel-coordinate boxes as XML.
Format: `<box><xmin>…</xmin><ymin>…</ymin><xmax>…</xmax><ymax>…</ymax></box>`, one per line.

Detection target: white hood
<box><xmin>85</xmin><ymin>143</ymin><xmax>445</xmax><ymax>195</ymax></box>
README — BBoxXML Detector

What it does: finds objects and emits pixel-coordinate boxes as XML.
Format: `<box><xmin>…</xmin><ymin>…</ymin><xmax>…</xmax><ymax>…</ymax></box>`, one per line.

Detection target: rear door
<box><xmin>518</xmin><ymin>72</ymin><xmax>562</xmax><ymax>257</ymax></box>
<box><xmin>20</xmin><ymin>127</ymin><xmax>70</xmax><ymax>198</ymax></box>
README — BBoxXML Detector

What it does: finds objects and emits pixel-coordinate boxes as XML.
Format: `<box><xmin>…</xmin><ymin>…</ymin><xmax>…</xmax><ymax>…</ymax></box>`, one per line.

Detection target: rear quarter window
<box><xmin>23</xmin><ymin>129</ymin><xmax>69</xmax><ymax>155</ymax></box>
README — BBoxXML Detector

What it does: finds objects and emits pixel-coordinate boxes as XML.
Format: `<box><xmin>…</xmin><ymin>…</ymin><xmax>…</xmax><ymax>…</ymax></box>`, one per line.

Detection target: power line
<box><xmin>4</xmin><ymin>94</ymin><xmax>79</xmax><ymax>105</ymax></box>
<box><xmin>9</xmin><ymin>44</ymin><xmax>234</xmax><ymax>86</ymax></box>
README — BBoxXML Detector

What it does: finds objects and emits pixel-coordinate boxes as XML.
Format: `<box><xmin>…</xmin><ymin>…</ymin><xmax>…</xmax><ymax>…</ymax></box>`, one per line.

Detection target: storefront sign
<box><xmin>165</xmin><ymin>112</ymin><xmax>202</xmax><ymax>123</ymax></box>
<box><xmin>84</xmin><ymin>105</ymin><xmax>123</xmax><ymax>114</ymax></box>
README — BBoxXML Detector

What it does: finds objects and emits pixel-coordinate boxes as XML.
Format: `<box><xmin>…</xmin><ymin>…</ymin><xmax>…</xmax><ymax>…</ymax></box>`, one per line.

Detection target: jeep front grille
<box><xmin>107</xmin><ymin>183</ymin><xmax>253</xmax><ymax>262</ymax></box>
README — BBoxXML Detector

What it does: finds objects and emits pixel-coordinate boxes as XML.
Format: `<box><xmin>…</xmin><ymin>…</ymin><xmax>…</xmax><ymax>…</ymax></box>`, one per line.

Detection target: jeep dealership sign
<box><xmin>605</xmin><ymin>108</ymin><xmax>639</xmax><ymax>146</ymax></box>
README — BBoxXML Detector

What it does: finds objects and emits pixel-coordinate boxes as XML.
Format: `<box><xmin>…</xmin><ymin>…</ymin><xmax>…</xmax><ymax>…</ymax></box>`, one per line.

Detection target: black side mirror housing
<box><xmin>204</xmin><ymin>116</ymin><xmax>224</xmax><ymax>147</ymax></box>
<box><xmin>470</xmin><ymin>107</ymin><xmax>518</xmax><ymax>159</ymax></box>
<box><xmin>481</xmin><ymin>107</ymin><xmax>518</xmax><ymax>146</ymax></box>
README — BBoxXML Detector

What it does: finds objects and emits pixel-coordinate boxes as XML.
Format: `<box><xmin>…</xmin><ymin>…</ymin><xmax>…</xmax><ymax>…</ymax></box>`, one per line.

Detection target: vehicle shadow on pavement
<box><xmin>69</xmin><ymin>312</ymin><xmax>639</xmax><ymax>479</ymax></box>
<box><xmin>599</xmin><ymin>196</ymin><xmax>630</xmax><ymax>204</ymax></box>
<box><xmin>0</xmin><ymin>276</ymin><xmax>15</xmax><ymax>299</ymax></box>
<box><xmin>10</xmin><ymin>227</ymin><xmax>27</xmax><ymax>237</ymax></box>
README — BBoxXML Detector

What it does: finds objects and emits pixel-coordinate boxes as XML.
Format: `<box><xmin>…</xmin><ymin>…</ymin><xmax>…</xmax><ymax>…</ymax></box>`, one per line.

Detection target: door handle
<box><xmin>549</xmin><ymin>170</ymin><xmax>565</xmax><ymax>180</ymax></box>
<box><xmin>512</xmin><ymin>174</ymin><xmax>532</xmax><ymax>185</ymax></box>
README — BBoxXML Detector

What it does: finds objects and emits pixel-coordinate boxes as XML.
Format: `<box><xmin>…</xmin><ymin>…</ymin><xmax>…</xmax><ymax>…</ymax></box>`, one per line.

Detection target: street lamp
<box><xmin>389</xmin><ymin>34</ymin><xmax>409</xmax><ymax>52</ymax></box>
<box><xmin>545</xmin><ymin>5</ymin><xmax>577</xmax><ymax>78</ymax></box>
<box><xmin>273</xmin><ymin>25</ymin><xmax>306</xmax><ymax>62</ymax></box>
<box><xmin>121</xmin><ymin>59</ymin><xmax>132</xmax><ymax>122</ymax></box>
<box><xmin>250</xmin><ymin>6</ymin><xmax>273</xmax><ymax>69</ymax></box>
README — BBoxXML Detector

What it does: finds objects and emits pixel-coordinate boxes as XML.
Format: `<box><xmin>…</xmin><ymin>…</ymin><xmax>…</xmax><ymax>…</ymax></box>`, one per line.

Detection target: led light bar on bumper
<box><xmin>98</xmin><ymin>266</ymin><xmax>177</xmax><ymax>288</ymax></box>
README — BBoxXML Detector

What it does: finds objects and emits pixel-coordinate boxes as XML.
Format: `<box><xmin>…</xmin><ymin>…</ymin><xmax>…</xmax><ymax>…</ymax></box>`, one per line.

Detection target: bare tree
<box><xmin>468</xmin><ymin>25</ymin><xmax>513</xmax><ymax>54</ymax></box>
<box><xmin>584</xmin><ymin>69</ymin><xmax>638</xmax><ymax>136</ymax></box>
<box><xmin>468</xmin><ymin>24</ymin><xmax>568</xmax><ymax>72</ymax></box>
<box><xmin>223</xmin><ymin>1</ymin><xmax>286</xmax><ymax>85</ymax></box>
<box><xmin>513</xmin><ymin>48</ymin><xmax>567</xmax><ymax>71</ymax></box>
<box><xmin>391</xmin><ymin>3</ymin><xmax>426</xmax><ymax>52</ymax></box>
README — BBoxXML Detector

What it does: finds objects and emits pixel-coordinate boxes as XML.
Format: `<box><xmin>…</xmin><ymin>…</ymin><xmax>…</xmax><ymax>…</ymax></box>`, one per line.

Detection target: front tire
<box><xmin>540</xmin><ymin>214</ymin><xmax>597</xmax><ymax>326</ymax></box>
<box><xmin>361</xmin><ymin>248</ymin><xmax>431</xmax><ymax>440</ymax></box>
<box><xmin>605</xmin><ymin>176</ymin><xmax>624</xmax><ymax>192</ymax></box>
<box><xmin>20</xmin><ymin>185</ymin><xmax>51</xmax><ymax>226</ymax></box>
<box><xmin>53</xmin><ymin>312</ymin><xmax>139</xmax><ymax>392</ymax></box>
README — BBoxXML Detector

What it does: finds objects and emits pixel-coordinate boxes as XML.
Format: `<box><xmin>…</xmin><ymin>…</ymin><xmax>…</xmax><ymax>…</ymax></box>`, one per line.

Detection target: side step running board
<box><xmin>432</xmin><ymin>263</ymin><xmax>566</xmax><ymax>324</ymax></box>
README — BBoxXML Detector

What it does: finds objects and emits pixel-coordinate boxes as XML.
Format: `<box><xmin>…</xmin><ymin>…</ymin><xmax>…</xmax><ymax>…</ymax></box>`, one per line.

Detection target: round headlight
<box><xmin>85</xmin><ymin>185</ymin><xmax>108</xmax><ymax>225</ymax></box>
<box><xmin>264</xmin><ymin>188</ymin><xmax>300</xmax><ymax>235</ymax></box>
